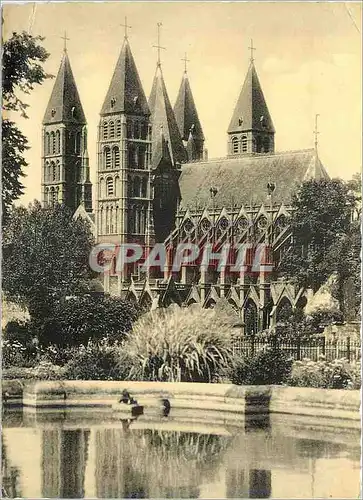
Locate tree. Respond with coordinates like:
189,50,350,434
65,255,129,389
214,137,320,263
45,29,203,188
36,295,140,347
280,178,355,292
328,220,360,320
2,201,95,319
2,31,52,221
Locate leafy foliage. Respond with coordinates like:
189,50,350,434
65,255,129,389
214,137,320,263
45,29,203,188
280,178,355,292
2,201,95,315
63,340,133,381
288,357,361,389
3,31,51,117
327,221,361,320
35,295,139,347
228,347,293,385
123,307,234,382
2,120,29,220
2,31,52,221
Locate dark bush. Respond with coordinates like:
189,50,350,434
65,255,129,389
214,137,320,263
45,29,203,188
63,340,133,381
36,295,140,347
229,347,293,385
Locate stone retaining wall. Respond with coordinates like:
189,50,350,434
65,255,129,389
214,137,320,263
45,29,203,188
2,380,360,424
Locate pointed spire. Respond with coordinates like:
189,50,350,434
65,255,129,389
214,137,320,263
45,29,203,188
149,65,187,167
174,68,204,143
228,59,275,135
43,50,86,124
153,127,172,169
100,38,149,116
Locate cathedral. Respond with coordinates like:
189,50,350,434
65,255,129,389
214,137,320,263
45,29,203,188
41,29,329,334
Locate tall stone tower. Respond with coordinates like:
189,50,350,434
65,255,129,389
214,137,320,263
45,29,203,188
42,45,92,212
174,61,205,162
227,44,275,156
148,27,187,244
96,32,153,279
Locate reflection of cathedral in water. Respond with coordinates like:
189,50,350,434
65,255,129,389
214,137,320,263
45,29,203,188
41,429,90,498
38,426,275,498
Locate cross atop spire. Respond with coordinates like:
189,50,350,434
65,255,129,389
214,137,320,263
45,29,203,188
182,52,190,73
153,22,166,67
61,31,70,53
314,113,320,151
248,38,256,63
120,16,132,40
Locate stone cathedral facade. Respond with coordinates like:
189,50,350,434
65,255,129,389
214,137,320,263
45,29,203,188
42,34,329,334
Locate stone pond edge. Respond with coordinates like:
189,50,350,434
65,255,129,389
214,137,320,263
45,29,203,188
2,380,361,424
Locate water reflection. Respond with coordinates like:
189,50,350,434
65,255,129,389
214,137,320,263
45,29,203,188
2,410,360,499
42,430,90,498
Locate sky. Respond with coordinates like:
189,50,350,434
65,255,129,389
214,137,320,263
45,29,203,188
3,2,362,207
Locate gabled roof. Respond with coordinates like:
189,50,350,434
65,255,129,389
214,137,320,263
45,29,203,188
228,61,274,134
148,65,188,166
43,51,86,125
101,38,149,116
179,149,329,210
174,71,204,142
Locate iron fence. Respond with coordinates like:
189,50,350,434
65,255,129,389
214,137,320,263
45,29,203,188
231,336,361,362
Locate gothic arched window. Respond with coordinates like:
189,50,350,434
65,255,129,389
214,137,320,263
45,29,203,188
51,132,56,154
45,133,50,155
138,144,145,169
141,123,148,140
99,177,105,198
103,122,108,140
106,177,114,197
263,137,270,153
103,147,111,169
241,136,247,152
126,121,132,139
128,144,136,168
56,161,60,181
116,120,121,137
105,206,110,234
115,176,120,197
139,207,146,234
112,147,120,169
109,207,114,234
133,177,141,197
51,161,56,181
98,207,102,234
75,132,81,154
56,130,61,154
109,121,115,139
134,122,140,139
45,161,49,181
232,137,239,154
141,177,147,198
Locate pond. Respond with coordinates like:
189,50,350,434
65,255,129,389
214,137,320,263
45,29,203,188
2,408,360,498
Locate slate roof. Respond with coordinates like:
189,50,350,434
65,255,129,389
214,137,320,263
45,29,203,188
179,149,329,209
43,51,86,125
173,71,204,142
228,61,274,134
148,65,188,167
101,38,149,116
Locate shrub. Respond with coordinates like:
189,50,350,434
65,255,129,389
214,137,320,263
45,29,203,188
122,307,234,382
288,357,361,389
2,362,66,380
37,295,139,347
2,339,39,368
229,347,293,385
63,339,132,381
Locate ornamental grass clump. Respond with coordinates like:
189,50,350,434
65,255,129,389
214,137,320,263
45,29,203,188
122,307,234,382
